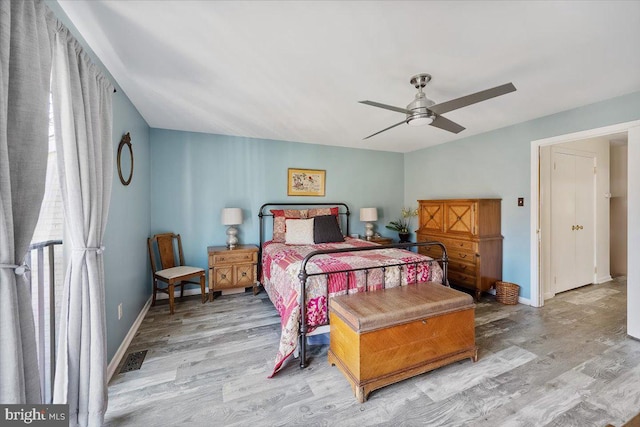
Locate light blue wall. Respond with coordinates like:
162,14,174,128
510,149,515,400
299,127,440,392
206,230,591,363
104,97,151,362
150,129,404,272
405,91,640,300
46,1,152,363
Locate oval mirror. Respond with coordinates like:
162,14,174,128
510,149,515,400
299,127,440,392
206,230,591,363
117,132,133,186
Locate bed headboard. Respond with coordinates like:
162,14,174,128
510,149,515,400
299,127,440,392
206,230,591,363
258,202,351,248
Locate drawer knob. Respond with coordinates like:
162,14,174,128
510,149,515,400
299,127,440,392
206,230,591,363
460,253,467,258
422,319,427,325
242,272,247,277
221,274,227,279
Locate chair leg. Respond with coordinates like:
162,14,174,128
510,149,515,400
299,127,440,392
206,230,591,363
152,278,158,307
200,274,206,304
180,283,184,299
169,283,175,315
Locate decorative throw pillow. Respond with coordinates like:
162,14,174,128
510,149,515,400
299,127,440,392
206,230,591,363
308,206,341,232
285,218,315,245
308,206,339,218
313,215,344,243
271,209,308,242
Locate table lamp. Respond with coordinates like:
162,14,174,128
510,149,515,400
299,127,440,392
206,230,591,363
359,207,378,240
221,208,243,249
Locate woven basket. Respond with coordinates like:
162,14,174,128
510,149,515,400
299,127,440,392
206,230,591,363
495,281,519,305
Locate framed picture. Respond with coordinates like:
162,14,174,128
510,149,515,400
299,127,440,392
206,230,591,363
287,168,326,196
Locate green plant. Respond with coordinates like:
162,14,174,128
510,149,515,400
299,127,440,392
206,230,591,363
385,207,418,233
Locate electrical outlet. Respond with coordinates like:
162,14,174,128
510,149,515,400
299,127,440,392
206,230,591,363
118,303,123,320
517,197,524,207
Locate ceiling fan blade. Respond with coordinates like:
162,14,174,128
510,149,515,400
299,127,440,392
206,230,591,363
428,83,516,115
430,115,466,134
359,100,412,115
363,119,407,140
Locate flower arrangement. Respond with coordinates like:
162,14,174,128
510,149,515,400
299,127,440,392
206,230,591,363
385,207,418,234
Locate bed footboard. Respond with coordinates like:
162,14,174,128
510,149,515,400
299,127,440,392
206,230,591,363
297,241,449,369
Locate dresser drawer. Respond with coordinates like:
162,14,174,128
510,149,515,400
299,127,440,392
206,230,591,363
448,269,477,288
447,249,477,264
437,237,477,253
416,235,477,257
448,259,477,275
417,243,444,259
210,251,256,265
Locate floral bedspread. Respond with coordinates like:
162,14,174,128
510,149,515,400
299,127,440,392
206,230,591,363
261,237,443,376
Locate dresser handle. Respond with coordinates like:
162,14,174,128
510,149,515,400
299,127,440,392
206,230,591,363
459,253,467,259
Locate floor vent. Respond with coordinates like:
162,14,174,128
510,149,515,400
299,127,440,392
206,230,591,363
120,350,147,373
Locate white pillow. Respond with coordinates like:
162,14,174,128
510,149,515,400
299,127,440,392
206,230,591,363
285,218,315,245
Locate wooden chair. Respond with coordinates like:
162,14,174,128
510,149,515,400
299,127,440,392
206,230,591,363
147,232,206,314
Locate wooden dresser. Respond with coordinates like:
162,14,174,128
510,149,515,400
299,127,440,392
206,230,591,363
416,199,502,300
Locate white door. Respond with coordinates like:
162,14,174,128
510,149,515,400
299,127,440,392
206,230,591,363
551,150,596,293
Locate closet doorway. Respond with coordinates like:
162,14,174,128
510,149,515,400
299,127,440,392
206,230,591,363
530,120,639,343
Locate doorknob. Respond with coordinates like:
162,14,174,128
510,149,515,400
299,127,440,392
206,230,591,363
572,225,576,231
578,225,583,230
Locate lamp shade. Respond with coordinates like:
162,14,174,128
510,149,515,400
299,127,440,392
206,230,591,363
359,207,378,222
221,208,243,225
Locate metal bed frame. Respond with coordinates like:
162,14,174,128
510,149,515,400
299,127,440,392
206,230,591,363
257,203,448,369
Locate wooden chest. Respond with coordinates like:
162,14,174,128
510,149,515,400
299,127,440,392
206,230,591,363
328,282,477,402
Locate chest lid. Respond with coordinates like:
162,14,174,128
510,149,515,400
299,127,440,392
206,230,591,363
330,282,474,333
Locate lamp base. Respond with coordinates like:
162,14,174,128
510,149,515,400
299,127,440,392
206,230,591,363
365,223,374,240
226,226,239,249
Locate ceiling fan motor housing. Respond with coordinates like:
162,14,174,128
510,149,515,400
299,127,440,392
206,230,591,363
406,92,435,126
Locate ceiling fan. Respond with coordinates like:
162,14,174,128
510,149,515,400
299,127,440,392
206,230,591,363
359,73,516,139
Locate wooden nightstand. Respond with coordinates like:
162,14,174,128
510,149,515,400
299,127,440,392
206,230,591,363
368,236,394,245
207,244,258,301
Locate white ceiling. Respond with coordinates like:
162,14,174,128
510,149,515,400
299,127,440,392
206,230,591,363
57,1,640,153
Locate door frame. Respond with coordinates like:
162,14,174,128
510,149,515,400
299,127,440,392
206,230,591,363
530,119,640,308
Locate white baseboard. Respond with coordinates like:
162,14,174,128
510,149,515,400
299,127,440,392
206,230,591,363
107,296,152,382
597,275,613,284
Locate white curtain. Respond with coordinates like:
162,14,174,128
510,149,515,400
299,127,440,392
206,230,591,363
0,0,54,403
50,22,114,427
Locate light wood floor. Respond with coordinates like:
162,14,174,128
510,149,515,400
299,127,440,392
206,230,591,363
106,277,640,426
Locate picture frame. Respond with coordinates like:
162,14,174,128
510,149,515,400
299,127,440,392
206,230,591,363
287,168,326,196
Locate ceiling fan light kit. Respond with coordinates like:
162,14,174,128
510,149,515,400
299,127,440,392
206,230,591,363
359,73,516,139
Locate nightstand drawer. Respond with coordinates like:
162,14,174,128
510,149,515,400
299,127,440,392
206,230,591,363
211,251,255,265
213,266,234,288
235,263,255,286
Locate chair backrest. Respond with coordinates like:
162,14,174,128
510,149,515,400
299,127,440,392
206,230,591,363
148,232,186,273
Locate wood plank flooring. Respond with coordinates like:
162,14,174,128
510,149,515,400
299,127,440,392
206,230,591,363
105,277,640,426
